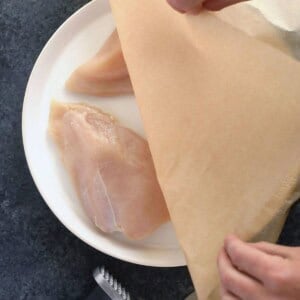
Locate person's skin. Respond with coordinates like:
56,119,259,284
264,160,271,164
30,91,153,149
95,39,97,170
167,0,248,12
218,235,300,299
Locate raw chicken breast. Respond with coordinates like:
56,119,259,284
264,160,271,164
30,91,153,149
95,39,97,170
66,30,133,96
49,101,169,239
66,18,287,98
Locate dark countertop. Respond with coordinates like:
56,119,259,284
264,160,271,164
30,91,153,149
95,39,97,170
0,1,299,299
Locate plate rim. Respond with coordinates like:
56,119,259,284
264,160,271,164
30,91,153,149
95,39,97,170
22,0,186,267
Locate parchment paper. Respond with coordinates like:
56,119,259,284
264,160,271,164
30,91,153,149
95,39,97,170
109,1,300,298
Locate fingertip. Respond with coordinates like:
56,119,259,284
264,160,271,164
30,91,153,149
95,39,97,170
204,0,248,11
203,1,223,11
224,235,246,258
227,234,238,240
166,1,186,13
167,0,185,12
224,234,237,248
186,4,203,14
167,0,204,13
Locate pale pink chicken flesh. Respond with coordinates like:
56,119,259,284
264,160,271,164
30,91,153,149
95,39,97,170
49,102,169,239
66,30,133,96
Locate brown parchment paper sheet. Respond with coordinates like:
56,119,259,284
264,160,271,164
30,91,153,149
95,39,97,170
109,1,300,298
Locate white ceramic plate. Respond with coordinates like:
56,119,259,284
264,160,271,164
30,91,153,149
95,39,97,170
22,0,185,267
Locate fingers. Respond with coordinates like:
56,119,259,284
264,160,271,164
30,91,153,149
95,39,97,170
167,0,247,13
224,235,298,296
250,241,293,259
203,0,248,11
218,248,264,300
224,235,283,283
167,0,204,13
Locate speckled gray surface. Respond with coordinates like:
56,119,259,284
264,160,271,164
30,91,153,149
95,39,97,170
0,1,299,300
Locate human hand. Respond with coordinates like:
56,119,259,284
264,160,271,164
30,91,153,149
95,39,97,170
167,0,248,13
217,235,300,300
